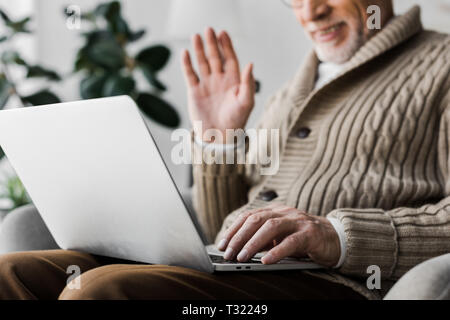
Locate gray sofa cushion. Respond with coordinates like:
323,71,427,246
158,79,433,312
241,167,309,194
0,204,59,253
384,253,450,300
0,188,196,254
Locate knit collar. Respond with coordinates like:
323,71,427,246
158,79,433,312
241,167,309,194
290,5,424,102
344,5,423,71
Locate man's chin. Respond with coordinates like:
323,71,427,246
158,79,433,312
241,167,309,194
314,33,365,64
315,46,354,64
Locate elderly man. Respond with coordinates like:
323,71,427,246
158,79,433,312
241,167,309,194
0,0,448,300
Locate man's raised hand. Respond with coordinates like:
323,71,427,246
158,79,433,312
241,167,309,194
181,27,255,143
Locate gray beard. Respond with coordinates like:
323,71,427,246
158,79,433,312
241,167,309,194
315,27,366,64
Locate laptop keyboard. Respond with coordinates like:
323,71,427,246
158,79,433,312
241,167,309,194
209,254,262,264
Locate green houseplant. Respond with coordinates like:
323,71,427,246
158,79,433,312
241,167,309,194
65,0,180,128
0,7,62,211
0,8,62,158
0,175,31,213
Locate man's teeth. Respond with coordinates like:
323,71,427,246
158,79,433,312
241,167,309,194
320,24,341,35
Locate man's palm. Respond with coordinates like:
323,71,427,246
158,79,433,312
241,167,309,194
182,28,255,143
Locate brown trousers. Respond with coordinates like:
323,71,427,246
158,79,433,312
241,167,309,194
0,250,365,300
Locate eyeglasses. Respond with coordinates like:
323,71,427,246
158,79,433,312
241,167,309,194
281,0,304,8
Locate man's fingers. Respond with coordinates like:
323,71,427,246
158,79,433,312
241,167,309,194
181,49,199,87
236,217,293,262
261,232,308,264
219,204,292,254
205,27,223,74
224,210,275,260
218,30,240,75
217,208,266,251
192,33,211,77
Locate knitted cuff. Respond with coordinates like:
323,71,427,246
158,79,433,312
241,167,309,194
191,131,247,176
327,208,398,279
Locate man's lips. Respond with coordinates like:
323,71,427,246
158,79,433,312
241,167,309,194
311,22,346,43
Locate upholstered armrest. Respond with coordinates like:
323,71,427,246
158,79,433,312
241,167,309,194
384,254,450,300
0,204,59,254
0,188,197,254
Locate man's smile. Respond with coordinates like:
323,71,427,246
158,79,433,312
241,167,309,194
311,21,346,43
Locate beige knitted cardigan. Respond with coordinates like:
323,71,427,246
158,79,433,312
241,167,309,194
191,6,450,299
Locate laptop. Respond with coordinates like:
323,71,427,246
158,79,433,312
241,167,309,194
0,96,322,272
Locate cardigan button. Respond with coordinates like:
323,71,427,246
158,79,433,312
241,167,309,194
260,190,278,201
296,127,311,139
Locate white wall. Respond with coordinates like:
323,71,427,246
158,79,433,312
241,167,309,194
394,0,450,33
10,0,450,188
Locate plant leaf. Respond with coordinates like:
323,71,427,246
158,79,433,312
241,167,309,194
7,17,32,34
22,90,61,106
94,2,131,40
0,9,31,33
4,176,31,209
140,66,167,91
80,12,96,22
74,47,94,72
26,65,61,81
0,74,12,109
136,93,179,128
136,45,170,73
80,74,109,99
102,74,135,97
74,44,106,73
84,30,115,44
1,51,27,66
86,37,125,70
128,29,146,42
95,1,121,20
109,15,130,36
0,35,7,43
0,9,11,23
111,18,146,44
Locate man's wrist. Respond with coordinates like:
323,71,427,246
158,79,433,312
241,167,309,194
193,128,246,148
326,217,347,268
193,133,239,150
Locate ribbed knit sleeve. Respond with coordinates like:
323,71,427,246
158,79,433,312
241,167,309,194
328,94,450,280
191,139,250,243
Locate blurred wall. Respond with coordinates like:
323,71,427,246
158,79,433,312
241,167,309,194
7,0,450,188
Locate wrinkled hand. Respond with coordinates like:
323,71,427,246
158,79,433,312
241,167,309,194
181,27,255,143
217,204,341,267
